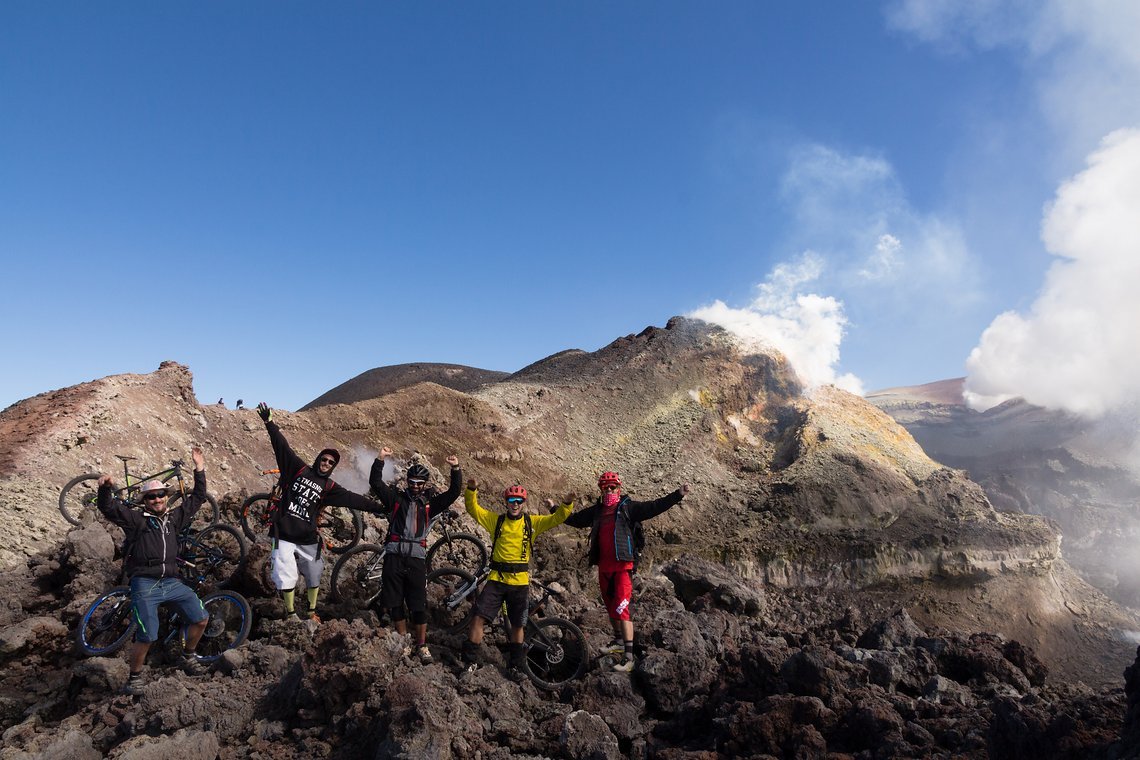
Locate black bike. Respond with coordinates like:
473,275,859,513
76,544,251,661
60,455,220,528
239,467,363,554
329,510,488,609
426,566,588,690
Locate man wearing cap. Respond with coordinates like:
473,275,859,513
256,403,382,621
97,446,210,695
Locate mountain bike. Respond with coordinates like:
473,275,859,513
75,552,252,661
180,523,247,590
239,468,363,554
425,566,588,690
59,455,220,529
329,510,488,609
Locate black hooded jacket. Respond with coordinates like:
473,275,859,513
97,469,207,580
563,489,684,566
368,459,462,560
264,420,382,545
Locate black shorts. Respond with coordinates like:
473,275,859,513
379,553,427,614
472,580,529,629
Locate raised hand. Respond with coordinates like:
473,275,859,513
256,402,272,422
446,455,459,467
379,446,393,459
467,478,478,491
191,446,205,470
679,483,690,497
564,492,577,506
97,473,114,487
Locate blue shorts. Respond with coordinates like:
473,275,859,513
129,576,208,643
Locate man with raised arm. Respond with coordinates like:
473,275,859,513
97,446,210,695
256,402,382,621
461,479,575,678
563,471,690,672
368,447,462,664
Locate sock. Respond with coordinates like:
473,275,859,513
624,640,634,660
306,587,319,613
282,589,295,614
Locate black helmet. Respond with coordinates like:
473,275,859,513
406,464,430,483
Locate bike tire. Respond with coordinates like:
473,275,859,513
524,617,588,690
240,493,273,543
166,490,220,529
194,590,252,661
426,532,488,576
425,566,477,634
59,473,103,526
182,524,247,589
330,543,385,606
76,586,137,656
320,506,363,554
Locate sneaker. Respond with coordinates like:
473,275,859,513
417,645,434,665
182,652,208,676
506,664,526,682
122,672,145,696
603,638,625,655
306,611,321,623
612,655,635,673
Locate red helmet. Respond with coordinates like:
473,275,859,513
597,471,622,488
504,485,528,501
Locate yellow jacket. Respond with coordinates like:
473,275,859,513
465,488,572,585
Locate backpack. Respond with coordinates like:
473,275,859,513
491,513,534,573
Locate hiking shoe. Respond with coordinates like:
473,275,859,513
123,672,145,696
612,655,635,673
306,611,321,623
182,653,208,676
603,638,625,655
417,645,433,665
506,664,526,682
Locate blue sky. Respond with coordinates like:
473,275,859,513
3,2,1138,414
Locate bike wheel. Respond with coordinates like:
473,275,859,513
524,617,588,690
425,566,477,634
76,586,137,656
182,524,247,589
59,473,104,526
426,532,488,576
195,590,252,661
240,493,273,543
166,489,220,530
320,506,363,554
329,544,385,607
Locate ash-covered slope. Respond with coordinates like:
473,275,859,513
869,381,1140,610
300,362,507,411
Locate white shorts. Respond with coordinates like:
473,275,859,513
271,539,324,590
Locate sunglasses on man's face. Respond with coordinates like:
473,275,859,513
318,457,337,465
601,485,620,492
507,497,525,505
408,479,426,486
143,492,167,501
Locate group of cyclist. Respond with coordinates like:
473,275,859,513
96,401,690,693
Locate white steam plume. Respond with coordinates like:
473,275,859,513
965,129,1140,416
689,253,864,394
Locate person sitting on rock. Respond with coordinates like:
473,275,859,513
256,402,382,622
461,479,575,678
97,446,211,695
368,447,462,664
563,471,689,672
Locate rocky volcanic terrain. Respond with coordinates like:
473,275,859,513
868,380,1140,609
3,317,1140,758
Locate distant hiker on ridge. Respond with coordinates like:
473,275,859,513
256,402,383,621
